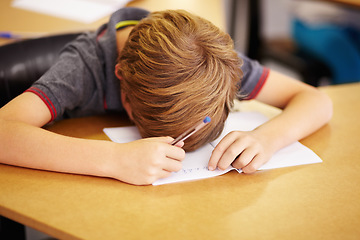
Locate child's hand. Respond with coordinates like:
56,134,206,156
208,131,272,173
108,137,185,185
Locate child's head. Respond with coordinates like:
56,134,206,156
117,9,242,151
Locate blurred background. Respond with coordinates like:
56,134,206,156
226,0,360,86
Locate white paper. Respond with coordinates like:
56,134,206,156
12,0,132,23
103,112,322,185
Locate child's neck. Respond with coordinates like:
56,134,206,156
116,26,134,55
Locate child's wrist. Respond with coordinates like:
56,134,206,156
251,128,281,155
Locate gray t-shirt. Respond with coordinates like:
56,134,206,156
26,7,269,122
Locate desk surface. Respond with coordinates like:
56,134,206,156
326,0,360,8
1,83,360,240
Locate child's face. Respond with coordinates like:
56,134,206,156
120,90,133,121
115,63,133,121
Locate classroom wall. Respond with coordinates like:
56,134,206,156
224,0,293,53
224,0,300,79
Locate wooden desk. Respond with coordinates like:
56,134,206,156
324,0,360,8
1,83,360,240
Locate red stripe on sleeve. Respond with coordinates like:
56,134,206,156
25,87,57,121
103,95,108,110
96,29,107,42
245,67,270,100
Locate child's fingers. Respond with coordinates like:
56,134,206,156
208,134,238,170
241,154,265,174
208,147,222,170
150,136,176,143
152,158,183,183
166,145,185,162
208,141,230,170
231,146,258,170
163,157,183,172
144,136,185,161
154,136,185,148
216,142,249,170
173,141,184,148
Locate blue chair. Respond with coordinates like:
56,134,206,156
292,18,360,84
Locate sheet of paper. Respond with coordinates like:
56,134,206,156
103,112,322,185
12,0,132,23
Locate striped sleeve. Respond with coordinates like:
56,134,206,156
244,67,270,100
25,87,57,121
237,52,270,100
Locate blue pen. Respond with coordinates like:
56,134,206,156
0,32,21,39
0,31,46,39
171,116,211,145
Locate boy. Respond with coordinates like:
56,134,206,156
0,8,332,185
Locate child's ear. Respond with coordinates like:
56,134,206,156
115,64,122,80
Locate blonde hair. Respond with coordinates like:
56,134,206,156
117,9,242,151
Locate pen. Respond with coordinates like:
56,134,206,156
0,30,86,39
0,31,46,39
0,32,19,39
171,116,211,145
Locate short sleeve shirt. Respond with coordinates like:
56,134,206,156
26,7,269,122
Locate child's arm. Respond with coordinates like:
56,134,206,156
0,92,185,185
208,70,333,173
